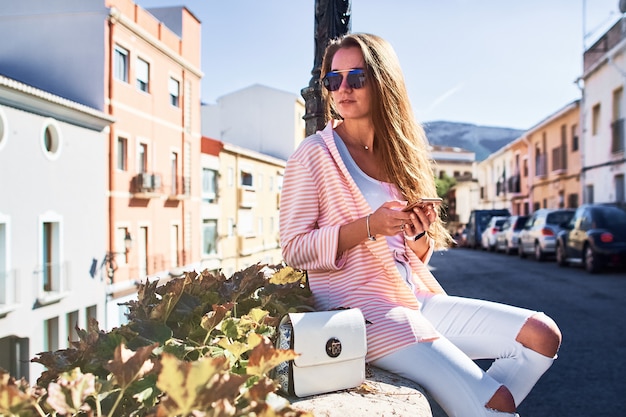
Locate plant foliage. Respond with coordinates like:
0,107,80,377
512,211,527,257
0,263,315,417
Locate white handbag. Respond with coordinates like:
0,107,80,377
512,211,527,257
273,308,367,397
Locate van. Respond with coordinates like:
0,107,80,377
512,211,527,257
466,209,511,249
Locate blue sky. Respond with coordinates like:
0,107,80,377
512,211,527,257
137,0,621,130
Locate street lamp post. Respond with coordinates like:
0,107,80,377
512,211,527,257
301,0,351,136
104,231,132,284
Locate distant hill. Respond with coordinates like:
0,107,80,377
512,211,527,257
423,121,525,161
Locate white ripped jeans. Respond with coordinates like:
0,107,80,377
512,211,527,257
371,292,555,417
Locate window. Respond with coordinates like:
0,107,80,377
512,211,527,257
616,174,625,204
67,310,79,344
136,57,150,92
0,219,15,306
44,317,59,352
116,227,130,264
138,142,148,173
240,169,253,188
170,152,179,195
586,184,594,204
114,45,129,82
202,219,217,256
202,168,218,203
117,137,127,171
42,221,61,293
571,124,579,152
41,120,62,159
0,337,29,380
238,211,254,237
592,104,601,136
169,77,180,107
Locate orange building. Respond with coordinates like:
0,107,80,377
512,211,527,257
0,0,203,329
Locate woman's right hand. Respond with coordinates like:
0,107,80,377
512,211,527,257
368,201,414,238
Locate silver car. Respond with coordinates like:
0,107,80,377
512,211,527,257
518,209,575,261
480,216,508,251
495,215,529,255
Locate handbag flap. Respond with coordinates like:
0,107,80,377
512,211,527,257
289,309,367,368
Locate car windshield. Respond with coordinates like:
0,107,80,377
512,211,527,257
495,219,506,227
514,218,527,230
594,207,626,228
546,211,574,225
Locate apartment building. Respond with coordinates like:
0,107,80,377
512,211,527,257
475,101,580,215
200,137,285,278
0,75,113,382
522,100,581,211
582,17,626,205
0,0,203,330
430,145,477,231
202,84,306,160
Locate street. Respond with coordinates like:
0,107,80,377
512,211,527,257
428,247,626,417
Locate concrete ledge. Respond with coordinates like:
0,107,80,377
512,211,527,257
288,366,448,417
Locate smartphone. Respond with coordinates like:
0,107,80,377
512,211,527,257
402,197,443,212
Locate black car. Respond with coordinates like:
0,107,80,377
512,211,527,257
465,209,511,249
556,204,626,273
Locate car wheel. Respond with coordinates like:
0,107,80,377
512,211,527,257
534,243,545,262
584,244,602,274
518,243,526,259
504,241,512,255
556,242,568,267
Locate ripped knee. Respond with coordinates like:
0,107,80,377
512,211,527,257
485,385,516,413
516,313,562,358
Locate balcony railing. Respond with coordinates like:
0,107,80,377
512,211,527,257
131,172,162,198
611,118,625,153
34,261,69,306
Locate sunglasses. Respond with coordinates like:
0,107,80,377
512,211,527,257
322,68,366,91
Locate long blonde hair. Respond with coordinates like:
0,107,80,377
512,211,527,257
321,33,452,249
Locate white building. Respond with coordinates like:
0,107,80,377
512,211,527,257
581,17,626,204
202,84,306,161
0,75,113,383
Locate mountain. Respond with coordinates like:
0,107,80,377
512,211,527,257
423,121,525,161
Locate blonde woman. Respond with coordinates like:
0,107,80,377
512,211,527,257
279,33,560,416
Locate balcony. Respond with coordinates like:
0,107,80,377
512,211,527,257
131,172,162,198
0,269,19,317
166,176,191,201
34,261,69,306
507,175,521,194
238,187,257,208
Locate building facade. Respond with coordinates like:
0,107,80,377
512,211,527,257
0,0,204,330
200,136,285,278
201,84,306,161
0,75,113,383
582,17,626,205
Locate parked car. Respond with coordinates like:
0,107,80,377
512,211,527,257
495,215,529,255
556,204,626,273
466,209,511,249
518,208,575,261
480,216,508,251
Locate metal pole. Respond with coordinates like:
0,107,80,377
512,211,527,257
301,0,351,137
